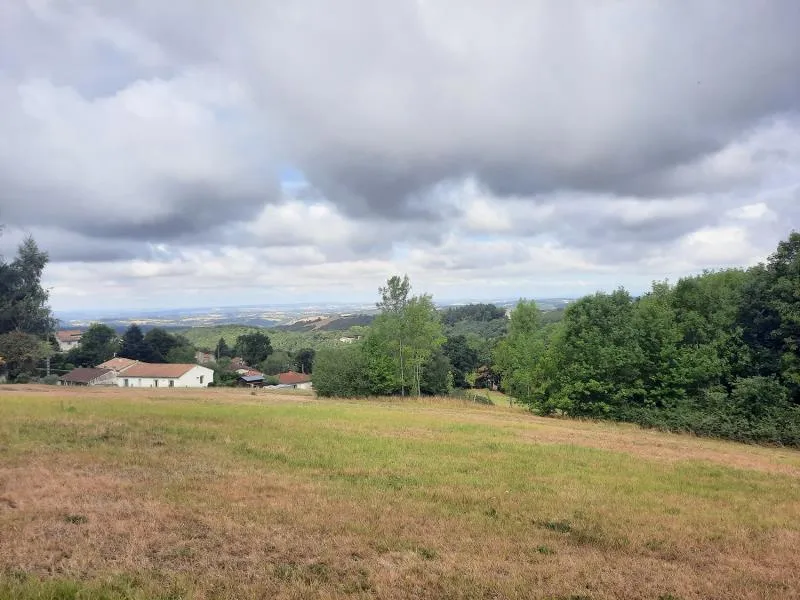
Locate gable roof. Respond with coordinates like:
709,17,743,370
240,374,265,383
277,371,312,385
60,367,112,384
97,357,139,372
121,363,200,378
56,330,82,343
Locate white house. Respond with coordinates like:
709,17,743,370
115,363,214,388
56,330,83,352
277,371,313,390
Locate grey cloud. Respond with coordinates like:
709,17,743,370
2,0,800,278
0,68,278,252
235,0,800,206
0,226,144,263
84,1,800,216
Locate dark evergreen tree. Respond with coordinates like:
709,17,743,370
119,324,155,361
0,236,56,337
215,337,231,360
294,347,316,374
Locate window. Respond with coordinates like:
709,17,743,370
169,380,174,388
123,379,129,387
154,380,158,387
199,375,204,384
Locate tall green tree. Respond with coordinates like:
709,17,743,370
144,328,178,363
294,347,316,374
494,300,547,406
419,349,452,396
376,274,411,395
119,324,154,361
66,323,118,367
403,294,445,396
235,332,273,366
555,290,645,417
740,232,800,401
0,330,52,381
215,337,231,360
0,236,56,337
631,281,687,409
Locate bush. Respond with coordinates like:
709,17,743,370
41,374,59,385
313,346,366,397
624,389,800,447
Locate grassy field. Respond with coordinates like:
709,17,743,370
1,387,799,600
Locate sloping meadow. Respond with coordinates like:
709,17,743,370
1,387,798,599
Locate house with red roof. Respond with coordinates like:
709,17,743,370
277,370,313,390
56,330,83,352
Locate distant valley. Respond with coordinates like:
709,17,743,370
55,298,573,331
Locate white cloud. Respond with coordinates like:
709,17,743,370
726,202,778,222
1,1,799,310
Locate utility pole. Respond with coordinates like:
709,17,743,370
46,356,51,377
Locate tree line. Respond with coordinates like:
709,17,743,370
495,232,800,445
4,227,799,445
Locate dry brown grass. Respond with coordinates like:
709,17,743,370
1,386,799,599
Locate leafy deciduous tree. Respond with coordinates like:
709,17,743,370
235,332,273,367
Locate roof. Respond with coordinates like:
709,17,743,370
60,367,112,384
122,363,200,378
97,357,139,372
277,371,312,385
56,330,82,342
240,375,265,383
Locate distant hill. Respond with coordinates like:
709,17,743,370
274,314,375,332
179,324,361,353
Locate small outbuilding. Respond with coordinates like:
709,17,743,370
60,367,116,386
238,374,266,388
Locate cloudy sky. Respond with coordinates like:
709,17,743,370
1,1,798,311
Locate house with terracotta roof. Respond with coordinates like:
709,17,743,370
115,362,214,388
277,370,313,390
56,330,83,352
60,367,116,387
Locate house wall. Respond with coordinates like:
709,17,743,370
58,340,80,352
93,371,118,386
116,366,214,388
176,366,214,387
295,382,313,390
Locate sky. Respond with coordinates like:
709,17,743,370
0,1,798,311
